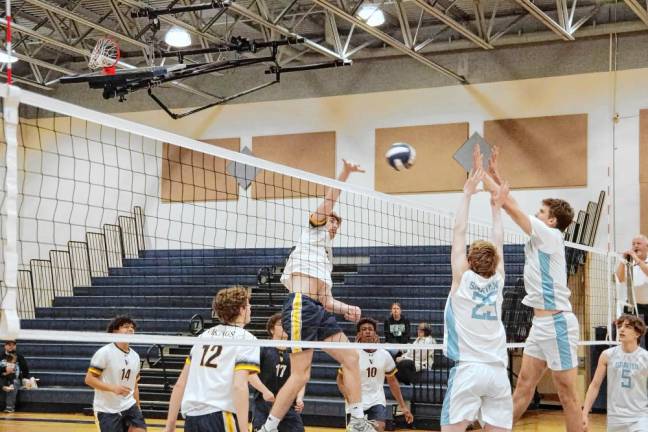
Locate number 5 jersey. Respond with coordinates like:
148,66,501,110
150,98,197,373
182,324,260,417
604,345,648,426
443,270,507,367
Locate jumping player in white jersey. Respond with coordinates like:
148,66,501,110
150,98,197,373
583,315,648,432
259,159,375,432
164,286,260,432
441,156,512,432
483,147,580,431
85,316,147,432
337,318,414,431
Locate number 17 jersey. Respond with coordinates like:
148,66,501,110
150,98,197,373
181,324,260,417
443,270,507,367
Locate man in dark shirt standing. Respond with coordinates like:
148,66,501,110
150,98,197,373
250,314,305,432
384,303,411,357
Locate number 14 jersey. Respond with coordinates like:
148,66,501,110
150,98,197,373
182,324,260,417
443,270,507,367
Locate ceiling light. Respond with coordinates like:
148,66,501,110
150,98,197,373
0,52,19,64
164,26,192,48
357,4,385,27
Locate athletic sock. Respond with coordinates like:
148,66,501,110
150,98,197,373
265,415,281,430
349,403,364,419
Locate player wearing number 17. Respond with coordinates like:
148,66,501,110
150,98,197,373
441,155,512,432
165,286,260,432
85,316,147,432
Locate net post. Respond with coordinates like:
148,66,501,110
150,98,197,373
0,83,21,339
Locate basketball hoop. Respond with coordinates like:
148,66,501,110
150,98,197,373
89,37,120,75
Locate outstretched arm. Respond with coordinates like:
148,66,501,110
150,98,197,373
490,182,509,276
322,284,361,322
164,362,190,432
310,159,364,225
451,162,484,292
582,352,608,431
386,375,414,424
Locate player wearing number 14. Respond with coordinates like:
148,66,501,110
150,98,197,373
85,316,147,432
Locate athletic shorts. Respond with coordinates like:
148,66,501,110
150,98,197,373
440,362,512,429
282,292,342,353
184,411,239,432
524,311,579,371
252,400,304,432
96,404,147,432
607,417,648,432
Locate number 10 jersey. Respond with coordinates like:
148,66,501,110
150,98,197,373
443,270,507,367
182,324,260,417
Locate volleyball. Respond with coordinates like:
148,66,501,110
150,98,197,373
385,142,416,170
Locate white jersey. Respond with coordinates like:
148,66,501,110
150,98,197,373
281,221,333,289
605,345,648,425
522,215,571,312
344,348,396,412
443,270,507,367
181,324,260,417
631,259,648,304
88,343,141,413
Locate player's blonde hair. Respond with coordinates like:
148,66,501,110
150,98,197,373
213,286,250,324
467,240,499,278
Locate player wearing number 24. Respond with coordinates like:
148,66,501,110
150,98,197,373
85,316,147,432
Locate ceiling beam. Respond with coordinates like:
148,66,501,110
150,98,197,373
309,0,466,82
409,0,494,49
622,0,648,26
511,0,574,40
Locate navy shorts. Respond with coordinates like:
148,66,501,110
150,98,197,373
282,293,342,352
252,399,304,432
96,404,147,432
346,405,389,424
184,411,239,432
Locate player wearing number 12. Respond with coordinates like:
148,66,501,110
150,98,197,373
164,286,260,432
441,157,512,432
85,316,147,432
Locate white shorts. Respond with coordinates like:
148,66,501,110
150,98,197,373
441,362,512,429
524,311,579,371
607,417,648,432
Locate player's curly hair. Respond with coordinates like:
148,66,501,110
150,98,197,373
615,314,647,342
106,315,137,333
213,286,250,324
542,198,574,232
266,313,282,336
467,240,499,278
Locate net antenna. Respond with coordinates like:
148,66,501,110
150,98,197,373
89,37,120,75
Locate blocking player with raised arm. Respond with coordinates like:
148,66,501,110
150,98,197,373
249,313,305,432
582,315,648,432
85,316,147,432
484,147,580,431
441,159,512,432
259,159,376,432
337,318,414,432
164,286,260,432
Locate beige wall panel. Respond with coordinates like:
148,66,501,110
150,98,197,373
251,132,336,200
484,114,588,189
160,138,240,202
375,123,470,194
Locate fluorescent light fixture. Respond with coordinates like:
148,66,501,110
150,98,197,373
357,4,385,27
0,52,18,63
164,26,192,48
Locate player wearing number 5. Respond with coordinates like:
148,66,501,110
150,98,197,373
165,286,260,432
85,316,147,432
582,315,648,432
441,160,512,432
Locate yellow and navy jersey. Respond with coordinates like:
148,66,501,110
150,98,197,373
342,348,396,410
88,343,141,413
181,324,260,417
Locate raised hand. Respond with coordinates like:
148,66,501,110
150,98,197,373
463,167,484,196
342,159,365,174
472,144,483,172
488,145,502,185
490,181,509,209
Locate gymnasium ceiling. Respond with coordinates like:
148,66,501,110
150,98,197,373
1,0,647,103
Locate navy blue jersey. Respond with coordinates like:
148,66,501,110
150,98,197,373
255,347,291,401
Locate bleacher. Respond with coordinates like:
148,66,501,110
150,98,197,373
10,244,525,428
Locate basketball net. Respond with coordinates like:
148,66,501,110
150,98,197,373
89,37,120,75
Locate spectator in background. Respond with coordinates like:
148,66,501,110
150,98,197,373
616,234,648,348
1,340,31,413
395,324,435,385
384,303,410,357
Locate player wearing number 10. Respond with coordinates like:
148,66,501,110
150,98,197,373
85,316,147,432
441,159,512,432
165,286,260,432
